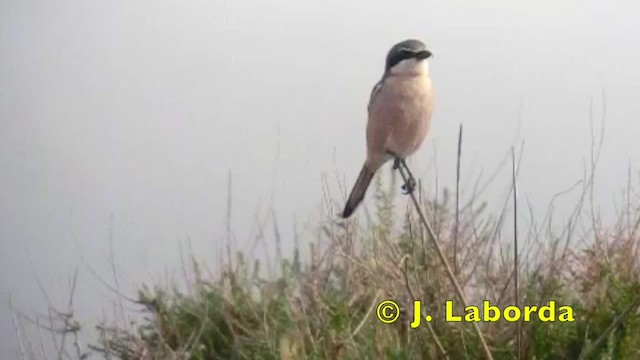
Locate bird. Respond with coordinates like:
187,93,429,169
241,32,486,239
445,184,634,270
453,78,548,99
341,39,434,219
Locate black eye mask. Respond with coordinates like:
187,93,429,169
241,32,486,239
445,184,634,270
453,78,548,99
385,48,431,71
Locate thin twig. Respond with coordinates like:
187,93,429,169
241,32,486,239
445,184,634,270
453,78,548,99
9,295,26,360
454,124,463,277
351,291,380,338
511,147,521,359
226,170,234,271
399,256,449,359
396,162,494,360
433,141,439,207
108,214,126,328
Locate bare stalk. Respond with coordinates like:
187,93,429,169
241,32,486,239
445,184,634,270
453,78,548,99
511,147,521,359
454,124,463,276
9,295,26,360
396,163,494,360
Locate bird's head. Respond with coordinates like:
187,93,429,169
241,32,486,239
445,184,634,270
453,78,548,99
385,39,432,76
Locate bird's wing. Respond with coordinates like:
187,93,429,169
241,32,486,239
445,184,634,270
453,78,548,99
367,78,384,114
365,78,392,166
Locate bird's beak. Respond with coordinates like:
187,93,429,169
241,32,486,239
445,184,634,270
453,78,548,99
416,50,432,60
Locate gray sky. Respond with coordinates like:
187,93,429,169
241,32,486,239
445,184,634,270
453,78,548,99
2,0,640,357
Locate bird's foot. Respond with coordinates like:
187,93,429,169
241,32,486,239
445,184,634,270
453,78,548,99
392,158,401,170
401,176,416,195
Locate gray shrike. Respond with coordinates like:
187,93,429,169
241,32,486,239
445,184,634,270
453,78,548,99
342,39,434,219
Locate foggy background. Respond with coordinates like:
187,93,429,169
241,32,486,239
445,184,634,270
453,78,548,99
2,0,640,357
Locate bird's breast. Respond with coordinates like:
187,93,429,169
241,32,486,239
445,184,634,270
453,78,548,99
367,74,433,160
375,75,432,117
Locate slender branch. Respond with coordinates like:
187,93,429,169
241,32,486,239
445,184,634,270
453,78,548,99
399,256,448,359
9,295,26,360
454,124,463,276
511,147,521,359
351,291,380,338
396,161,494,360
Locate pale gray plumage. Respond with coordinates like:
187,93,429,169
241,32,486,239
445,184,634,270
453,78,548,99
342,39,434,218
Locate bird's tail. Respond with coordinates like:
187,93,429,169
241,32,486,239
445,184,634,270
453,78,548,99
342,163,376,218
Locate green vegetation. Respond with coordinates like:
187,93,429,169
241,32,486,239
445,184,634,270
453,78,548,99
12,124,640,360
80,168,640,360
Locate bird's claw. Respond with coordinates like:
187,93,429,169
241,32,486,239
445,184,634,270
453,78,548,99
401,177,416,195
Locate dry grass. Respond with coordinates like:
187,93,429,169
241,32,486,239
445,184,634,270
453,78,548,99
15,163,639,360
10,116,640,359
